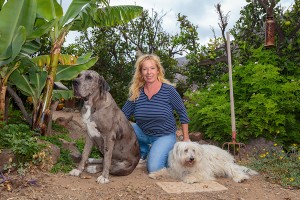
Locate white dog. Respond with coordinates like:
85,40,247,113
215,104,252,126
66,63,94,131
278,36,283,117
149,142,258,183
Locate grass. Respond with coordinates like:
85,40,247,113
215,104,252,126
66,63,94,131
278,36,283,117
247,143,300,189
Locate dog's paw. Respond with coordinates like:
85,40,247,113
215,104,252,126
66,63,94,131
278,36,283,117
69,169,82,177
183,176,199,184
97,175,110,184
148,168,168,180
148,173,159,180
233,174,250,183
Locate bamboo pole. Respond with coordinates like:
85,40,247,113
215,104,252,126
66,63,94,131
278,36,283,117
226,32,236,143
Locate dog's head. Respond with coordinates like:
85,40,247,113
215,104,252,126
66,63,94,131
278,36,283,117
171,142,201,167
73,70,110,100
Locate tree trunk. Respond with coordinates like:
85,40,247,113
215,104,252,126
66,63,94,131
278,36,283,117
4,91,9,123
6,86,32,126
33,31,66,135
0,85,7,121
46,100,59,136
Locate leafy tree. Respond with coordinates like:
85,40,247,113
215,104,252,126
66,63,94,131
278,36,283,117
75,10,199,105
184,3,230,89
231,0,300,76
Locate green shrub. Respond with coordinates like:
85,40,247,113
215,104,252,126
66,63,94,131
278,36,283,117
185,63,300,145
50,149,74,173
0,122,43,164
76,138,101,158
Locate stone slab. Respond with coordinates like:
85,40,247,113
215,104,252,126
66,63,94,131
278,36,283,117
156,181,228,194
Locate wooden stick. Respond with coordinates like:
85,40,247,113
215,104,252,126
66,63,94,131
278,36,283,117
226,32,236,143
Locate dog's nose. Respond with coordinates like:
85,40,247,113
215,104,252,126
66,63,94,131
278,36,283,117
189,157,194,161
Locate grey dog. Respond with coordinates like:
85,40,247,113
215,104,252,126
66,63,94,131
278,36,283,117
69,70,140,184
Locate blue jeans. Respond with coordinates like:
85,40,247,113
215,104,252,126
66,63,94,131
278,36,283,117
131,123,176,173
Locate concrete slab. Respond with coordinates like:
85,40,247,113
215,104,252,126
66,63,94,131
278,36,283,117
156,181,228,194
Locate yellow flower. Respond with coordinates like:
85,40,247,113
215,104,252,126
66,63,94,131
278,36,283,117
260,154,266,158
279,156,283,160
289,178,294,182
274,143,278,147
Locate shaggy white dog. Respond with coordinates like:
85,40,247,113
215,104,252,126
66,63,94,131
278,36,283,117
149,142,258,184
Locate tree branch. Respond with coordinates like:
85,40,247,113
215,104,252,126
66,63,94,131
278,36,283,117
7,86,32,126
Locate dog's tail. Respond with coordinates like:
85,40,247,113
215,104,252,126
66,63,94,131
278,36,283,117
240,166,259,176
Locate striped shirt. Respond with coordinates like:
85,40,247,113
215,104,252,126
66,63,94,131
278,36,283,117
122,83,189,136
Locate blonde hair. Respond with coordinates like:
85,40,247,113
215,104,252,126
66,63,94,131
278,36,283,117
128,54,171,101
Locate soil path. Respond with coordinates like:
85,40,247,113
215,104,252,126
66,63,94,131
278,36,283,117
1,110,299,200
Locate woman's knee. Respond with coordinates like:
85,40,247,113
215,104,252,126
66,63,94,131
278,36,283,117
147,134,176,173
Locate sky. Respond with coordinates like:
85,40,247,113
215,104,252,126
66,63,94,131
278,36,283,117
62,0,294,46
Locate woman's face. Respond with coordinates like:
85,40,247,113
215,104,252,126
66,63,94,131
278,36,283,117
141,59,159,84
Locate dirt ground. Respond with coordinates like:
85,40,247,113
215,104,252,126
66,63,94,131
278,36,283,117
1,110,299,200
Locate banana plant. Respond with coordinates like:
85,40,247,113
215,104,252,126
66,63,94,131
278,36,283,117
1,0,142,134
10,53,96,127
0,0,57,121
9,63,47,126
32,0,142,134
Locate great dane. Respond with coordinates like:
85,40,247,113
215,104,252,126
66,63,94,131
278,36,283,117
69,70,140,184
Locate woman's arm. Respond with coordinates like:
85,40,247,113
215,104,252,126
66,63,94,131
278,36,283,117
181,123,190,141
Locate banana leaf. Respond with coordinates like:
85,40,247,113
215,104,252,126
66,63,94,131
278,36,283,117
0,26,26,66
55,54,98,82
36,0,63,21
10,67,47,107
59,0,93,27
0,0,36,60
52,90,74,101
66,2,143,31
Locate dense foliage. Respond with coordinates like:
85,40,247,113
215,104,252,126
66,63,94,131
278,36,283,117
185,47,300,146
0,122,42,164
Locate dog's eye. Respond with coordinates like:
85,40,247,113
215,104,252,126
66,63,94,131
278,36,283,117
85,75,92,80
184,149,188,153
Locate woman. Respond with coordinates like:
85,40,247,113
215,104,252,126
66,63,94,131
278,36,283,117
122,54,190,173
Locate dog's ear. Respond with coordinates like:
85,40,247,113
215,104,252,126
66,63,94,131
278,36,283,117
98,76,110,94
172,142,182,159
195,143,203,158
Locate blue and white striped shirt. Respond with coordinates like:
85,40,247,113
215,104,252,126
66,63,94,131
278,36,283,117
122,83,189,136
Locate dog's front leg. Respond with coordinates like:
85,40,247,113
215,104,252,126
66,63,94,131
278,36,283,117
182,174,200,184
96,136,114,184
69,135,93,176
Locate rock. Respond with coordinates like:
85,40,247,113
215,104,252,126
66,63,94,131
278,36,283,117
189,132,203,142
41,141,61,165
0,149,16,171
55,115,74,128
60,139,82,163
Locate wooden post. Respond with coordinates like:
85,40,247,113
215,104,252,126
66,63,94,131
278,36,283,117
226,32,236,143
